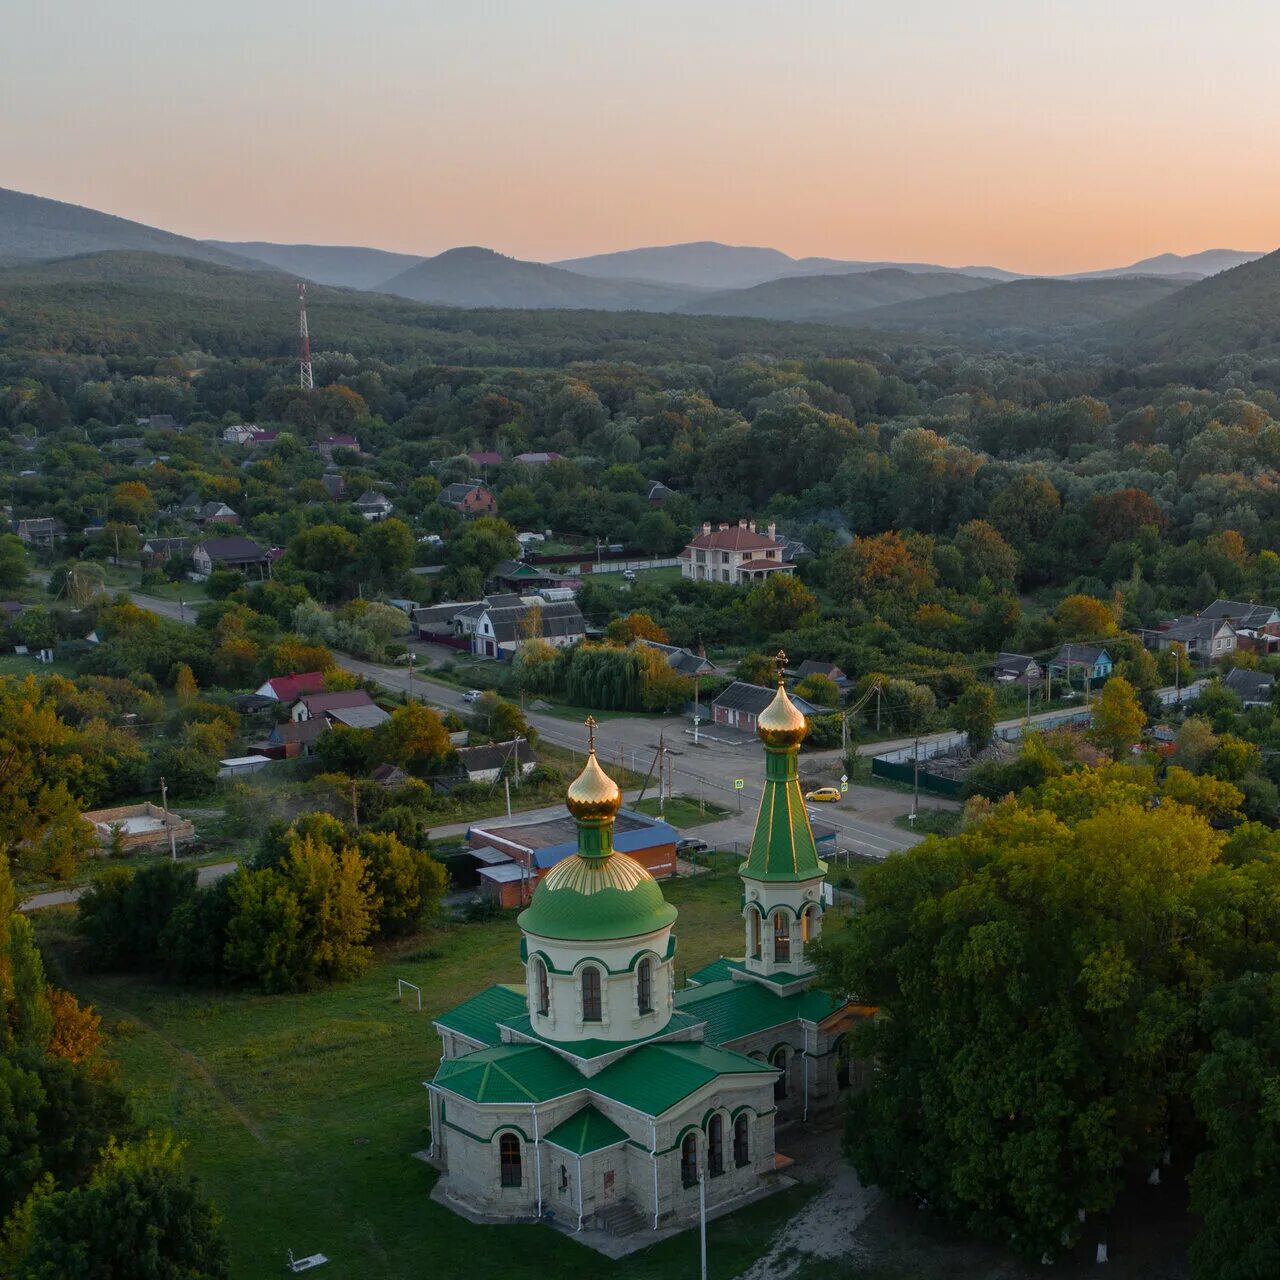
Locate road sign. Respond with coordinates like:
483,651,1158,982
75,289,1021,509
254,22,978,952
840,782,848,793
733,778,745,790
840,773,848,783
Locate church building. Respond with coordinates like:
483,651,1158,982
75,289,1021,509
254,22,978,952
426,668,863,1234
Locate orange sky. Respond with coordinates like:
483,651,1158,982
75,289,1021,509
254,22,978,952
4,1,1278,273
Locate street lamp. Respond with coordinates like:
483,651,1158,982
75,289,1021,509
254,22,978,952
179,599,185,624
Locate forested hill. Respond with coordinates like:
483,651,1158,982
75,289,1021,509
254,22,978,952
205,240,424,290
681,268,992,323
0,187,257,270
858,275,1188,343
1105,247,1280,362
0,251,884,366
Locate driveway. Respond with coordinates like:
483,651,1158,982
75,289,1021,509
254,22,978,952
20,860,239,912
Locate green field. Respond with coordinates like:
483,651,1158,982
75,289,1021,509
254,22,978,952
35,869,757,1280
632,795,731,828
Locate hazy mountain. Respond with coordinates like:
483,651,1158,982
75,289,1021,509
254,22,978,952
1106,249,1280,361
1069,249,1263,281
0,187,258,270
206,240,424,289
376,247,702,311
680,268,992,323
554,240,1019,289
859,276,1189,341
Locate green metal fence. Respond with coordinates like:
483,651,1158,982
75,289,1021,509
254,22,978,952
871,759,966,798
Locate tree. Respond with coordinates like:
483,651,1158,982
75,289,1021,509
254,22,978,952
173,662,198,704
604,612,668,645
0,535,29,594
735,653,779,686
952,684,996,750
5,916,52,1054
354,832,448,938
376,703,450,775
44,987,103,1064
357,518,414,594
953,520,1018,590
18,1133,228,1279
1087,676,1146,758
446,517,519,580
793,673,839,708
1055,594,1117,640
746,575,819,637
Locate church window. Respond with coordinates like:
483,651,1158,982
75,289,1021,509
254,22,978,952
581,966,602,1022
750,907,762,959
637,958,653,1015
708,1114,724,1177
535,958,550,1017
559,1163,569,1193
680,1133,699,1188
773,912,790,963
499,1133,522,1188
733,1114,750,1167
772,1047,788,1101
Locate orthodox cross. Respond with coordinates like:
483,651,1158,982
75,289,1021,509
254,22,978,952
774,650,787,684
585,715,598,753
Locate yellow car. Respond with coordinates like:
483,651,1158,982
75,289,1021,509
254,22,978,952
804,787,841,803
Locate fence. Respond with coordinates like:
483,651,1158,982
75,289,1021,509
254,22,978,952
870,759,966,798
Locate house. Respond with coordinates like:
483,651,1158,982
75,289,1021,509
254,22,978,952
255,671,327,702
292,689,378,723
412,601,482,644
222,424,259,444
1140,616,1237,662
513,451,563,465
136,414,176,430
246,429,278,446
0,601,27,626
489,560,579,594
1048,644,1113,682
795,659,850,688
680,520,795,585
371,763,410,788
470,597,586,659
438,482,498,516
455,738,538,785
141,536,189,566
262,717,330,759
1223,667,1275,708
328,703,391,730
634,638,718,678
192,536,269,580
468,451,503,469
647,480,676,506
993,653,1042,683
195,501,239,526
15,517,64,547
318,434,360,461
1200,600,1280,631
711,681,820,733
354,490,394,521
217,755,273,778
81,801,194,853
320,471,347,500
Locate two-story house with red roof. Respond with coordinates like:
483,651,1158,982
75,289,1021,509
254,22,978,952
680,520,795,586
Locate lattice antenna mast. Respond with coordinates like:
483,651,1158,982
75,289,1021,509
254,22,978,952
297,282,314,391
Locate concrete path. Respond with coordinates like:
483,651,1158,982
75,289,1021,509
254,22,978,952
20,860,239,912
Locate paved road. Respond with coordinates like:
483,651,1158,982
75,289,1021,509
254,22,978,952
20,860,239,912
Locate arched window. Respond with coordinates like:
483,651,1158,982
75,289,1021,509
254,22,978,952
535,958,550,1017
771,1047,788,1101
708,1114,724,1177
581,966,602,1022
636,957,653,1015
749,907,762,959
773,912,790,964
680,1133,699,1188
733,1114,750,1167
499,1132,522,1188
559,1163,569,1193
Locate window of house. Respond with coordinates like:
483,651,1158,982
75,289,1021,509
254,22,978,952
636,957,653,1015
581,966,602,1022
535,958,550,1017
733,1114,750,1166
708,1114,724,1177
680,1133,699,1188
499,1132,522,1187
772,1048,788,1101
773,912,790,963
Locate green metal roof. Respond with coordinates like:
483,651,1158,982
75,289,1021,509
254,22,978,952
518,851,678,942
591,1042,774,1117
435,985,527,1047
741,742,826,883
430,1044,583,1104
675,978,841,1048
687,956,737,986
543,1105,629,1155
501,1010,703,1061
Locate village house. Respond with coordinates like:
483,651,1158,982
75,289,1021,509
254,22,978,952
136,414,177,430
1223,667,1276,708
468,450,503,469
140,536,190,566
438,482,498,516
634,637,718,678
222,424,259,444
262,717,329,759
1140,615,1237,663
291,689,379,724
993,653,1042,684
646,480,676,506
1048,644,1113,683
711,680,820,734
195,501,239,526
191,535,270,580
317,434,360,461
680,520,795,585
255,671,327,702
15,517,64,548
513,451,563,465
795,658,850,689
354,490,394,521
455,738,538,786
469,596,586,659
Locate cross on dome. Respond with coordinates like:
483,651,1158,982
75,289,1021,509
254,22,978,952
585,715,598,753
773,650,787,684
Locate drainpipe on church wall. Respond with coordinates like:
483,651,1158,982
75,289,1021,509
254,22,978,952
650,1119,660,1229
530,1104,543,1217
802,1043,810,1123
576,1151,584,1231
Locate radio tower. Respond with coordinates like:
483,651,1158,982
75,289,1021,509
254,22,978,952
297,282,314,391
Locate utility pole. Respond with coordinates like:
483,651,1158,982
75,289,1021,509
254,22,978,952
657,731,665,817
407,652,414,703
875,683,882,735
297,282,314,391
692,676,700,746
1025,674,1032,724
912,737,920,822
1085,668,1092,708
160,775,176,862
350,778,359,829
504,776,512,820
1174,647,1181,703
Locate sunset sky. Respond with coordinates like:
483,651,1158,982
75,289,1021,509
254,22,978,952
5,0,1278,274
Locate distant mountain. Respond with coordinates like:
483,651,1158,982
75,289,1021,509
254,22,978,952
554,240,1019,290
0,187,258,270
1070,249,1263,281
1106,249,1280,361
376,247,703,311
858,276,1189,341
206,240,424,290
680,268,992,323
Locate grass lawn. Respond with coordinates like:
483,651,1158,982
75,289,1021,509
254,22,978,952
632,795,730,828
0,652,77,678
891,809,961,837
35,868,754,1280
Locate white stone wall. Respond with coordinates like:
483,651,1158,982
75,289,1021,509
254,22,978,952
740,875,825,982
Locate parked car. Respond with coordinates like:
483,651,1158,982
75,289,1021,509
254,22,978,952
804,787,841,803
622,569,637,581
462,689,484,703
676,838,708,856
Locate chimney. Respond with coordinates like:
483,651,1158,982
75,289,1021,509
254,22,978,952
701,521,711,536
718,522,729,532
748,520,756,533
768,521,777,541
738,518,747,529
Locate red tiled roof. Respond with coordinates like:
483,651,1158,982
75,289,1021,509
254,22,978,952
263,671,326,701
298,690,374,714
738,558,794,572
687,527,777,551
469,451,503,465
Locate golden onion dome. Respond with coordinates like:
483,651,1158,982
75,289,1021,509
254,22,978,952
757,680,808,748
566,749,623,821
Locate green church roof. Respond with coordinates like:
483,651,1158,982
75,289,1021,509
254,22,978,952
502,1009,703,1061
430,1043,583,1104
434,984,527,1048
675,978,842,1046
543,1105,629,1155
591,1042,774,1117
740,730,826,884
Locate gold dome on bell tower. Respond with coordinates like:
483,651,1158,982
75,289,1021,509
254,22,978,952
756,651,808,748
565,716,623,821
